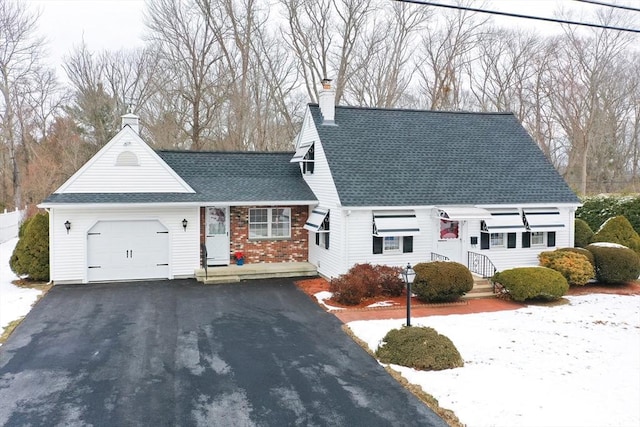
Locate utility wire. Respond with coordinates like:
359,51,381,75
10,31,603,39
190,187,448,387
392,0,640,33
573,0,640,13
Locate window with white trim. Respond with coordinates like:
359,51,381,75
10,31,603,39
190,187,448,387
249,208,291,239
373,236,414,254
384,236,400,252
531,231,545,247
490,233,505,248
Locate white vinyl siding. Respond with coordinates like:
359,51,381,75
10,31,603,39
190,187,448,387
296,109,341,206
49,206,199,284
57,127,193,194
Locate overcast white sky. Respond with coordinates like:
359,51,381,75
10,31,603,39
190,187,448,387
25,0,630,79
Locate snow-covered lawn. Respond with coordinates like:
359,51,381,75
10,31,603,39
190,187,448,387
0,238,43,343
349,294,640,427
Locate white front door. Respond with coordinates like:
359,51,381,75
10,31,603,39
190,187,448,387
87,220,170,282
434,218,464,263
205,206,229,266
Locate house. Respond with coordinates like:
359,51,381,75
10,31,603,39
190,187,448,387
40,114,316,284
41,85,580,284
291,81,581,279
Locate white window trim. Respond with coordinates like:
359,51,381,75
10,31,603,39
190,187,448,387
249,207,291,239
531,231,545,247
490,232,505,248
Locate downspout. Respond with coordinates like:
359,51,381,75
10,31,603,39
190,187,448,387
44,208,53,285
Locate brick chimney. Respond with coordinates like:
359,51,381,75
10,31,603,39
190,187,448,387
318,78,335,125
121,113,140,134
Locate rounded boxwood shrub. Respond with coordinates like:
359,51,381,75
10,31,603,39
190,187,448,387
375,326,463,371
10,212,50,281
592,216,640,255
412,261,473,303
557,247,595,267
492,267,568,302
538,250,594,286
585,243,640,284
574,218,594,248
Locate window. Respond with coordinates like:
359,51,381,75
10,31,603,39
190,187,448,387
302,144,314,174
315,212,330,249
249,208,291,239
490,233,505,248
384,236,400,252
373,236,413,254
531,232,545,247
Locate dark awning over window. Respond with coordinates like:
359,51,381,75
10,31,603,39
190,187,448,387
304,207,329,232
373,211,420,237
523,209,565,231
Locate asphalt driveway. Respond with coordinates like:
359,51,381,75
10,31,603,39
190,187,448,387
0,279,446,427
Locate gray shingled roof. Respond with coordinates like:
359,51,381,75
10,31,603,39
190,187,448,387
309,105,580,206
43,152,316,205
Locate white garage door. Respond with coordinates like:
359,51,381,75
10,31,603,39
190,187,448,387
87,220,170,282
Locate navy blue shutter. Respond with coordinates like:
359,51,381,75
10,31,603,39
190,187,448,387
547,232,556,247
315,233,320,246
373,236,383,254
324,234,330,249
507,233,516,248
481,232,489,249
402,236,413,253
522,232,531,248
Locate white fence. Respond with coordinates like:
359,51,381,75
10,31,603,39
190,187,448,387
0,208,26,244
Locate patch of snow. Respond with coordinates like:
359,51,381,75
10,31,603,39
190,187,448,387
367,300,397,308
0,238,43,342
589,241,627,249
349,294,640,427
313,291,344,311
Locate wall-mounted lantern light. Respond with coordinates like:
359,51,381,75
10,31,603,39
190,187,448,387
182,218,188,231
64,220,71,234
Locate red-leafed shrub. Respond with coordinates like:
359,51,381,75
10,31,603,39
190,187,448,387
329,263,404,305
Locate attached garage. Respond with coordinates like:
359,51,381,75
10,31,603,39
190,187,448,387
87,220,170,282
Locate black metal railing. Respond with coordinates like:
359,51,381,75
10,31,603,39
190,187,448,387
200,243,208,279
430,252,450,262
467,251,497,279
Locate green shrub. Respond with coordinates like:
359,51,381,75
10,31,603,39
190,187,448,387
557,247,595,267
577,195,640,235
591,216,640,255
329,263,403,305
492,267,569,302
574,219,594,248
586,243,640,284
538,250,594,286
10,212,50,281
412,261,473,303
375,326,463,371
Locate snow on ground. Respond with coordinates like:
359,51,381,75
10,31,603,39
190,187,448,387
0,238,43,342
349,294,640,427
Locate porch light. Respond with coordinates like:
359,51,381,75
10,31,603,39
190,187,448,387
64,220,71,234
182,218,188,231
401,263,416,327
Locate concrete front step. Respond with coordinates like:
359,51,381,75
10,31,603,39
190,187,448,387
463,276,495,299
195,262,317,285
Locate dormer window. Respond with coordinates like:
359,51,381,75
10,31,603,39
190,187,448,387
302,143,314,174
289,140,315,174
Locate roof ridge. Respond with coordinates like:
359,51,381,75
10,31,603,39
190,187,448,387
308,103,514,116
157,150,294,155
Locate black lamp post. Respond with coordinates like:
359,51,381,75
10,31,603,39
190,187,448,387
401,263,416,327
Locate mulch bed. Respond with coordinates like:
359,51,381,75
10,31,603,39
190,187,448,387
295,277,640,312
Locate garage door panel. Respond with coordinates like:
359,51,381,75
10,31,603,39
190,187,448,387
87,220,170,282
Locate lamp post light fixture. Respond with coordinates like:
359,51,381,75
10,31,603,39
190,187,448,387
401,263,416,327
64,220,71,234
182,218,188,231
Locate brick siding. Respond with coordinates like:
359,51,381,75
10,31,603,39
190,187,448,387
200,206,309,264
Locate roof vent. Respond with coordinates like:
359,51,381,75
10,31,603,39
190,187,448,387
318,79,335,125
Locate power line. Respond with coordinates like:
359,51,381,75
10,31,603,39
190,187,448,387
392,0,640,33
573,0,640,13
